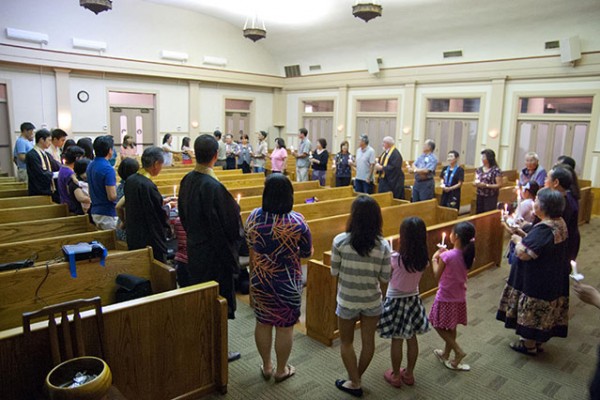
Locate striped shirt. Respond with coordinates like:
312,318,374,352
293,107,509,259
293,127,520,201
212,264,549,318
331,232,391,310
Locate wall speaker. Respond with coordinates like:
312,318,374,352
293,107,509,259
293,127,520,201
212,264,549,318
367,58,380,75
560,36,581,64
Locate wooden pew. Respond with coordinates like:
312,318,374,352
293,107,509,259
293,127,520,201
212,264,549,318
0,189,28,198
0,182,27,190
153,172,262,187
239,186,355,212
0,282,227,400
0,247,176,331
305,210,503,345
306,199,458,263
0,229,122,265
0,204,69,224
579,186,593,225
240,192,407,223
231,180,319,198
0,176,17,182
0,215,95,244
0,195,52,209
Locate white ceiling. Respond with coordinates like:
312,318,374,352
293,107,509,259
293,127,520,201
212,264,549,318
144,0,600,73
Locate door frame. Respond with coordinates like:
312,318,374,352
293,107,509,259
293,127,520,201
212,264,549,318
107,88,159,145
223,96,255,143
0,79,17,176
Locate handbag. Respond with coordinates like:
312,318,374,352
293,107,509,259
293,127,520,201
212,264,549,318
115,274,153,303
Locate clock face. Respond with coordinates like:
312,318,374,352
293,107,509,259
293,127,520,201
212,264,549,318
77,90,89,103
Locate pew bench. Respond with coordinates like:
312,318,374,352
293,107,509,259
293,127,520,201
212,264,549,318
0,215,95,244
0,229,126,265
305,210,503,345
0,189,28,198
0,195,52,209
239,186,356,212
0,281,226,400
305,199,458,264
0,247,176,331
0,203,69,224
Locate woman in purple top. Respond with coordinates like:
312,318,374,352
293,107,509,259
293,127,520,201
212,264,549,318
430,221,476,371
57,146,84,213
245,174,313,382
474,149,503,214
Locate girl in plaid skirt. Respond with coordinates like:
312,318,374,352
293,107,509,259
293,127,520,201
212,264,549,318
378,217,431,388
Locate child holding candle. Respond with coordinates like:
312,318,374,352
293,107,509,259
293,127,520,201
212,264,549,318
515,181,539,223
379,217,431,388
430,222,476,371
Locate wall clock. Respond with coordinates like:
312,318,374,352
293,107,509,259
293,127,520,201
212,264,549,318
77,90,89,103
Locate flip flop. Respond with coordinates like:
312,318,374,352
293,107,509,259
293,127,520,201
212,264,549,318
274,365,295,383
444,360,471,371
260,365,272,381
335,379,363,398
399,368,415,385
433,349,448,364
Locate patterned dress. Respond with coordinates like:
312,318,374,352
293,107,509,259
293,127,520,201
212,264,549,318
245,208,312,327
496,218,570,342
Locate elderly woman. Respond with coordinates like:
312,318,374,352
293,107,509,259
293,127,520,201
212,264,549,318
245,174,313,382
474,149,503,213
496,188,569,355
519,152,547,187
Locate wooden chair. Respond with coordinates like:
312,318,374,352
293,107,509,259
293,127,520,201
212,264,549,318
22,297,106,365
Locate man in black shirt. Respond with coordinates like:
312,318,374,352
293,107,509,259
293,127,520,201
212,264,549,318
118,147,170,263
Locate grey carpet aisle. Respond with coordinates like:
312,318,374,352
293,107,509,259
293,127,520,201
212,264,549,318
204,217,600,400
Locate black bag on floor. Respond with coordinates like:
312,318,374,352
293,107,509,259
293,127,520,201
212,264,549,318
115,274,153,303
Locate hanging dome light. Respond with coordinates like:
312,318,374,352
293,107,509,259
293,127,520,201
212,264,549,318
352,2,382,23
243,15,266,42
80,0,112,15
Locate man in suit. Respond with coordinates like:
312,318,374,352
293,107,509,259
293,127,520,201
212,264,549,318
178,134,244,362
375,136,405,200
25,129,54,196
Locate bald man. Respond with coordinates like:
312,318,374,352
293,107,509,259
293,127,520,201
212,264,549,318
374,136,404,199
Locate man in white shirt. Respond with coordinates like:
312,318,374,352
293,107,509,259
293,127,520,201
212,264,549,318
350,134,375,194
292,128,311,182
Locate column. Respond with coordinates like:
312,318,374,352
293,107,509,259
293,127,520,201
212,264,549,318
336,85,349,151
54,68,71,132
188,81,200,138
400,82,416,160
487,78,506,166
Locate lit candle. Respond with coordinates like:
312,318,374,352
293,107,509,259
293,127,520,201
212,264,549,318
405,161,410,168
290,145,295,152
440,232,446,247
173,185,177,198
388,238,393,249
570,260,584,281
516,180,522,210
474,173,480,184
440,181,445,188
236,193,241,204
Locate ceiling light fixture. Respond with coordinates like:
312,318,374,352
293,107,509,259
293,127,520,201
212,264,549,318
80,0,112,15
352,2,382,23
243,15,266,42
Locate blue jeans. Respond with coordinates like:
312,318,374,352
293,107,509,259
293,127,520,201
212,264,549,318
354,179,373,194
253,166,265,173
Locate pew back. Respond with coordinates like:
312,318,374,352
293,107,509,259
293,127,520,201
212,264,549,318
0,229,118,264
0,215,95,244
0,196,52,209
0,247,176,331
0,282,226,400
0,204,69,224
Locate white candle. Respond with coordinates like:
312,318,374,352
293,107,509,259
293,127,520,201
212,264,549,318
441,232,446,247
388,238,393,248
290,145,295,152
236,193,241,204
474,173,480,184
570,260,584,281
440,182,445,188
173,185,177,198
405,161,410,168
570,260,578,275
504,203,508,214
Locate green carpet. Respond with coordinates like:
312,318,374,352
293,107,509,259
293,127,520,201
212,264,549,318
205,217,600,399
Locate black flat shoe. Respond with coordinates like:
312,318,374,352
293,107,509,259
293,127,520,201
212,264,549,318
335,379,363,398
510,340,537,356
228,351,241,362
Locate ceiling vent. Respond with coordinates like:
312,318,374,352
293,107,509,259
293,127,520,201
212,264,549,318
545,40,560,49
309,64,322,72
443,50,463,58
284,65,301,78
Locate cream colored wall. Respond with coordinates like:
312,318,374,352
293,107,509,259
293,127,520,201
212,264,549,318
285,90,339,149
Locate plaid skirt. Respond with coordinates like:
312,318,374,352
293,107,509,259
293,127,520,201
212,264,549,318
378,295,431,339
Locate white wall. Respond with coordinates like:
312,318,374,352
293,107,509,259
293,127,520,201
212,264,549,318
0,68,56,132
285,90,339,148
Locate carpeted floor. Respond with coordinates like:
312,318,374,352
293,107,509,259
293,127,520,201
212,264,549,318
205,217,600,400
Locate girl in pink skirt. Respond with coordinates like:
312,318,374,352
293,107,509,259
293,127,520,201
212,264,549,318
430,221,476,371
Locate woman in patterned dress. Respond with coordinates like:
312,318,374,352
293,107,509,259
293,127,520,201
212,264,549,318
496,188,570,354
245,174,313,382
474,148,503,214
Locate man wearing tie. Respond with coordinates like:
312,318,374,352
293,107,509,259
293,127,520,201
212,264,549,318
25,129,55,196
374,136,405,200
